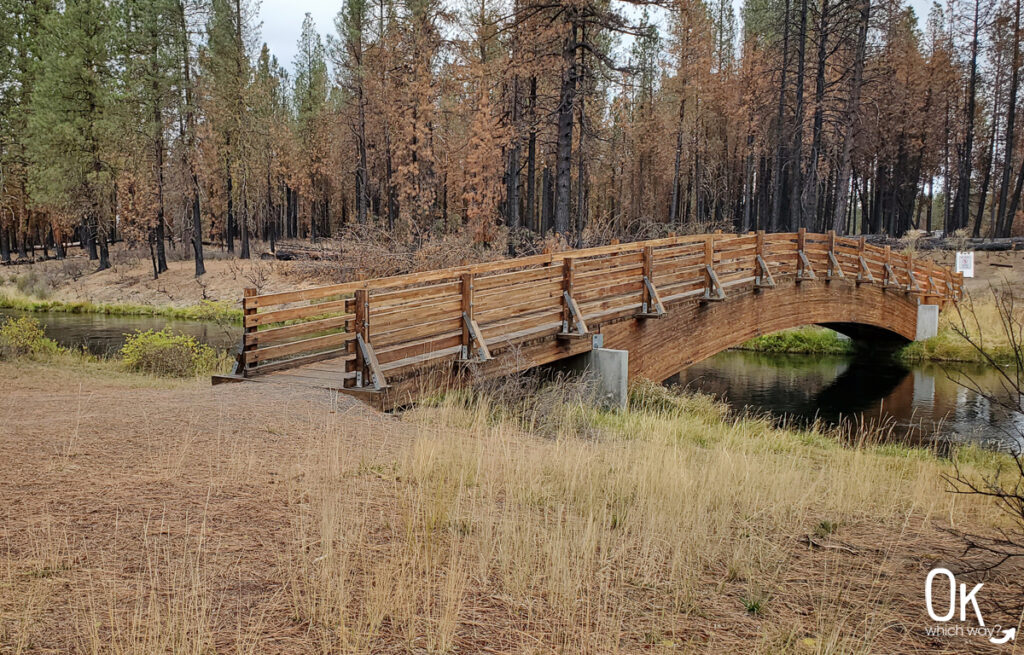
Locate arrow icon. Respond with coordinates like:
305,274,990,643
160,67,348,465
990,628,1016,645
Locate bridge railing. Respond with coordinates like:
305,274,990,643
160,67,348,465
232,230,962,389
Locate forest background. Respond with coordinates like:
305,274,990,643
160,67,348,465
1,0,1019,277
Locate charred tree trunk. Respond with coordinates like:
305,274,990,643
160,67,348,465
771,0,792,231
525,77,538,232
997,0,1022,237
554,19,578,240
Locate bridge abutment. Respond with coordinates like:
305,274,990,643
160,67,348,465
916,304,940,341
558,346,629,410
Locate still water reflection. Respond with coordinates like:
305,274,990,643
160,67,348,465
0,308,242,355
672,350,1024,452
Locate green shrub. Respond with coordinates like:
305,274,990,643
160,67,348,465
0,316,61,359
119,328,220,377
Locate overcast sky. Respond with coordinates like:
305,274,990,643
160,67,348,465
259,0,938,75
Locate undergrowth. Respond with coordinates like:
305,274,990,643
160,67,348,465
0,316,62,360
119,329,228,377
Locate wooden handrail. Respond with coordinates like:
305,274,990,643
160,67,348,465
233,232,962,384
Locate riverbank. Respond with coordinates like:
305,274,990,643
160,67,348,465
1,358,1020,652
0,287,242,323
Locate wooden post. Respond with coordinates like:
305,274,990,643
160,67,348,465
562,257,575,333
703,235,713,294
461,272,474,359
236,287,257,376
354,288,368,387
702,234,726,301
642,246,653,311
797,227,806,278
884,245,894,287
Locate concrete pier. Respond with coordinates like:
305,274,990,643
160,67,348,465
560,346,629,410
916,304,939,341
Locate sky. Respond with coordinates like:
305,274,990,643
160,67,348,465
260,0,338,71
259,0,938,74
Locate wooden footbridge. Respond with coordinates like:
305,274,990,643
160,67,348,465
214,229,962,409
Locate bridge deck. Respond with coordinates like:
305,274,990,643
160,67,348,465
214,230,962,410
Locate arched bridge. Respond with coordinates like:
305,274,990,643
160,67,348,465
214,230,963,409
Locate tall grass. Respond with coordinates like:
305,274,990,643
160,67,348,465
284,380,1006,653
899,295,1021,364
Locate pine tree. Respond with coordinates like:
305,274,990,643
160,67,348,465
119,0,183,275
27,0,118,270
293,13,331,240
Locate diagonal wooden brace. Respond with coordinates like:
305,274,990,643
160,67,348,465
796,251,817,281
883,263,901,288
906,268,921,292
755,255,776,288
356,333,388,390
856,256,875,284
703,265,727,301
827,251,845,280
461,312,492,361
560,290,588,336
636,275,666,318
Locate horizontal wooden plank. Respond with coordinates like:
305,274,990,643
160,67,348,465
246,298,352,328
381,345,463,376
476,278,563,309
475,266,560,292
371,281,461,308
377,333,463,366
245,332,354,365
476,290,562,322
245,346,352,376
245,313,353,346
371,316,463,349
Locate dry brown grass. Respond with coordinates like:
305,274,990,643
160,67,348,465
1,364,1021,653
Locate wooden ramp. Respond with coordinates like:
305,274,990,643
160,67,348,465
214,229,963,410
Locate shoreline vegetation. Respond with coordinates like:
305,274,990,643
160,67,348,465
0,288,242,323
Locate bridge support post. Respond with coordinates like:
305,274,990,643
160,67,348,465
557,339,629,410
916,304,940,341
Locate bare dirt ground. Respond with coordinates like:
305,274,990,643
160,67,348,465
0,363,401,652
925,248,1024,296
1,233,495,309
1,362,1022,653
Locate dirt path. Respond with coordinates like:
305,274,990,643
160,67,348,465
0,364,400,652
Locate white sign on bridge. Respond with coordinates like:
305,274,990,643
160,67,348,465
955,251,975,278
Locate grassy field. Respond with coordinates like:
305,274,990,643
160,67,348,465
1,357,1020,653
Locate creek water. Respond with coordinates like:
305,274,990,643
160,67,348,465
0,308,242,356
5,308,1020,451
672,349,1023,452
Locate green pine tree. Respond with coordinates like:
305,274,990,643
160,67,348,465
26,0,118,270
